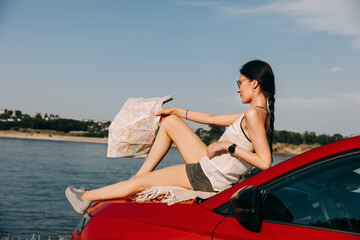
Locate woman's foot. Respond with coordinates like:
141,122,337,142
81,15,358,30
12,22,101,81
65,186,91,214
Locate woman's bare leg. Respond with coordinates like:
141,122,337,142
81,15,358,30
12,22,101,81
83,164,191,201
135,115,207,177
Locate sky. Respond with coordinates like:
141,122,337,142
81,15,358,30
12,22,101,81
0,0,359,136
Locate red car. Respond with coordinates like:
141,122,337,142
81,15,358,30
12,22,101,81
71,136,360,239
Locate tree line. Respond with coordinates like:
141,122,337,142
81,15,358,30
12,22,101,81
273,130,343,146
195,126,345,146
0,111,110,138
1,109,345,145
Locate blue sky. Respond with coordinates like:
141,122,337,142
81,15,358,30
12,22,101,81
0,0,359,136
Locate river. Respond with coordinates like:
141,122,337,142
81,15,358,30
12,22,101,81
0,138,293,239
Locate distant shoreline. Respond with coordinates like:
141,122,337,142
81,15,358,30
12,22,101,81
0,130,107,144
272,142,319,155
0,130,318,155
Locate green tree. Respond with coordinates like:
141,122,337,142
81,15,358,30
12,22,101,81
274,130,290,143
289,132,303,145
1,109,11,118
199,125,226,145
332,133,343,142
316,134,329,145
303,131,316,144
209,125,225,139
15,110,22,118
195,128,204,137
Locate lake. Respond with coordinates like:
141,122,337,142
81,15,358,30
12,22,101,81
0,138,293,239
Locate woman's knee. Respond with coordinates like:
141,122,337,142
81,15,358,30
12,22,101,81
160,115,183,129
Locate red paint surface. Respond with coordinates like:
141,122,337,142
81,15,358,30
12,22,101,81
71,136,360,239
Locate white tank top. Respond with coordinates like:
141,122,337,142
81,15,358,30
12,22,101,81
200,115,254,191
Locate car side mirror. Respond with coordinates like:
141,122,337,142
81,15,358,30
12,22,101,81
230,185,262,232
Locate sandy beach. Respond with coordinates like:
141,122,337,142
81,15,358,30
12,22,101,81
0,131,107,144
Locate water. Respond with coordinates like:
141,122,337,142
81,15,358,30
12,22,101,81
0,138,293,239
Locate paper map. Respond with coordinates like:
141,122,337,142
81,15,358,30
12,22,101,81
107,96,172,158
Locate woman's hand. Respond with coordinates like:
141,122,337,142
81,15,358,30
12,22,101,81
156,108,174,116
206,141,232,159
156,108,176,121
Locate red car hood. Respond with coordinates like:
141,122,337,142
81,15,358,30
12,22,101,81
81,199,224,239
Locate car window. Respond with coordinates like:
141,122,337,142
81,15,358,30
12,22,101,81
262,153,360,234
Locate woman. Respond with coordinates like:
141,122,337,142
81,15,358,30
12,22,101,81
65,60,275,215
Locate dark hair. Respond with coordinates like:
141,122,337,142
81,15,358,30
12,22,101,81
240,60,275,153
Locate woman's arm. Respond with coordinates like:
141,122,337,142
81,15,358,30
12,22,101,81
244,108,272,170
206,108,272,170
156,108,243,126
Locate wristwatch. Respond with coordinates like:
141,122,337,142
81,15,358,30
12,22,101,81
228,143,237,154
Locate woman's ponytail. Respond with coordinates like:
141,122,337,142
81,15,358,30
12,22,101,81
268,95,275,154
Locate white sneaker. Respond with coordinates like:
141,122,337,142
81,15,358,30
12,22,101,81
65,186,91,214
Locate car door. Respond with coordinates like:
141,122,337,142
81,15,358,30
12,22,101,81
213,151,360,239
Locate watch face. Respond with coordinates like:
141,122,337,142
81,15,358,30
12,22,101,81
228,144,236,154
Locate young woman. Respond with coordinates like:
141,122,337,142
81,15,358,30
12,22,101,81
66,60,276,215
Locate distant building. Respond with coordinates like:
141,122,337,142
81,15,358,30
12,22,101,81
70,118,84,121
30,113,43,119
0,109,5,114
45,116,60,121
69,118,90,122
95,120,110,124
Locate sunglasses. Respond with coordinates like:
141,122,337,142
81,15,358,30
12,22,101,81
236,79,250,88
